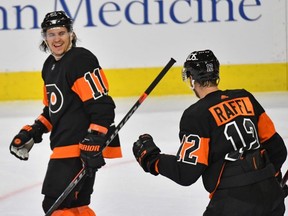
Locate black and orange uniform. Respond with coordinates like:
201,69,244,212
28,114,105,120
132,50,287,215
38,47,122,210
156,89,287,215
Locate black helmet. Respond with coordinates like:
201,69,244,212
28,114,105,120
182,50,220,84
41,11,73,33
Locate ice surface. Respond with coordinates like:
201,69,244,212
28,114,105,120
0,92,287,215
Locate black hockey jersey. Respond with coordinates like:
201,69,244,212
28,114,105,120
38,47,121,159
157,89,286,194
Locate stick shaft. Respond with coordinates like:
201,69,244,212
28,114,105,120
105,58,176,147
45,167,86,216
280,169,288,188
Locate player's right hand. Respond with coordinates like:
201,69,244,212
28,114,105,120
133,134,161,176
9,125,35,160
80,131,106,177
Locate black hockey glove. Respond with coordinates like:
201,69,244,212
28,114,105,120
80,131,106,177
133,134,161,176
10,120,47,160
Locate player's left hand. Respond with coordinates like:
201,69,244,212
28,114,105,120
132,134,161,176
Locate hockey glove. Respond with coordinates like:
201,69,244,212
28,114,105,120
80,131,106,177
9,120,47,160
133,134,161,176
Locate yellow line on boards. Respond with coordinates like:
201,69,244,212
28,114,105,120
0,63,287,101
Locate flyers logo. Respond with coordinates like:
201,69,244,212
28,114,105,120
46,84,64,113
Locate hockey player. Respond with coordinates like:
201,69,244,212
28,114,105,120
132,50,287,215
9,11,122,215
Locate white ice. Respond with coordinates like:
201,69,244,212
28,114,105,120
0,92,288,216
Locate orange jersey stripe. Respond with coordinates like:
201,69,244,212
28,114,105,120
209,97,255,126
51,144,122,159
71,76,94,102
178,135,209,166
71,69,109,102
102,146,123,158
192,137,209,166
50,144,80,159
37,115,52,132
258,112,276,143
43,85,48,106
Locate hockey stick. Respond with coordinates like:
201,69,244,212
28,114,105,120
280,169,288,188
44,58,176,216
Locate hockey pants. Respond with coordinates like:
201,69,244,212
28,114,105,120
203,177,286,216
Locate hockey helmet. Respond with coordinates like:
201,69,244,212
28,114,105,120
182,50,220,84
41,11,73,33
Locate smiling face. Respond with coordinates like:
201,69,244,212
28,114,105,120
44,27,72,60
